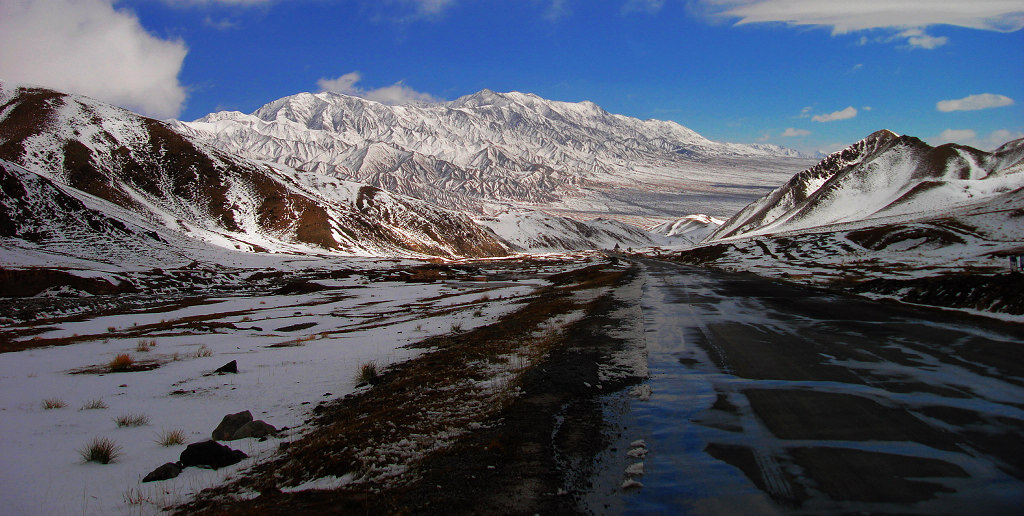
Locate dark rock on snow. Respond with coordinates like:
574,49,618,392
212,410,252,440
231,420,277,440
179,440,247,469
214,360,238,374
142,462,182,483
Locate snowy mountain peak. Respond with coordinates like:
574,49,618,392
449,88,509,108
708,129,1024,240
175,87,812,219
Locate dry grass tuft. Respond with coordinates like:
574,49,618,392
42,398,67,409
115,413,150,427
194,344,213,358
108,353,134,372
79,437,121,464
80,398,108,410
356,361,381,386
135,339,156,352
156,428,187,446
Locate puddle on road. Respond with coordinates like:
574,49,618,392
583,269,781,515
583,261,1024,515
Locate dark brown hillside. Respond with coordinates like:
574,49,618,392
0,87,63,161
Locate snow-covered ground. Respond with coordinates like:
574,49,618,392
0,253,594,515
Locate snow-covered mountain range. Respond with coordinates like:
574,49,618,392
709,129,1024,240
172,89,811,220
0,82,513,261
8,79,1019,269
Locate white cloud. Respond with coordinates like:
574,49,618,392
934,128,1024,150
544,0,572,21
0,0,188,119
704,1,1024,48
988,129,1024,147
318,73,362,95
167,0,456,17
712,1,1024,33
797,106,813,118
898,28,948,49
203,16,239,30
164,0,272,5
936,128,977,142
937,93,1015,112
623,0,665,14
781,128,811,137
812,106,857,122
409,0,457,15
317,71,442,105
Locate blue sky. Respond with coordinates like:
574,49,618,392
1,1,1022,154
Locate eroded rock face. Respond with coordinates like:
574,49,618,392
212,410,253,441
179,440,247,470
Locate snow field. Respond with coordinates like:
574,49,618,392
0,266,548,515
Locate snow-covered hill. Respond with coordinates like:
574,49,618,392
0,81,511,260
648,214,724,246
668,130,1024,316
668,183,1024,315
709,130,1024,241
476,211,659,253
173,89,812,220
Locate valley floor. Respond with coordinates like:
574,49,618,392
1,255,1021,514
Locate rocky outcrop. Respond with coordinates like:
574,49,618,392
231,420,277,440
212,411,253,441
179,440,247,469
212,410,278,441
142,462,182,483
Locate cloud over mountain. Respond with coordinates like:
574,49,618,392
0,0,187,119
317,72,442,105
812,107,857,123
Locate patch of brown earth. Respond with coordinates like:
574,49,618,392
851,272,1024,315
174,263,642,515
0,267,138,298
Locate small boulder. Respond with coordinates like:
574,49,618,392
212,410,252,440
230,420,277,440
142,462,182,483
179,440,247,469
214,360,238,374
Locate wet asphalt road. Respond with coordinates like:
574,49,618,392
616,259,1024,515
